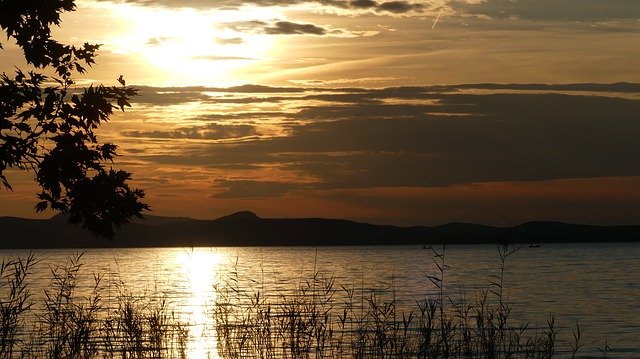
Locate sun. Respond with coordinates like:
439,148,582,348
106,4,280,86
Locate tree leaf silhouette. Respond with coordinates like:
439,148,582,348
0,0,150,239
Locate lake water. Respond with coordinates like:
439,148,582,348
3,242,639,358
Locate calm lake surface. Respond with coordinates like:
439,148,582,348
3,242,639,358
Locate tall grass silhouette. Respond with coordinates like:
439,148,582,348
211,243,585,358
0,245,593,358
0,252,189,358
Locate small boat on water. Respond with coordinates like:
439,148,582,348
529,243,542,248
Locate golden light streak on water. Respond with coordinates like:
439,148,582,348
175,249,225,359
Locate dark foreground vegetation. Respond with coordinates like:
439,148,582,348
0,253,189,358
0,245,614,358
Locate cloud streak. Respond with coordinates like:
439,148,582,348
97,0,425,14
453,0,640,21
122,123,258,140
223,20,356,36
265,21,329,35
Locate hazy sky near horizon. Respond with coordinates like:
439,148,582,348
1,0,640,226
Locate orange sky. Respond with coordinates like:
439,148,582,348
1,0,640,226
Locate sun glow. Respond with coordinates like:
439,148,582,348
107,4,280,86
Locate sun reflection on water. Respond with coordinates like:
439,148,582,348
175,249,225,359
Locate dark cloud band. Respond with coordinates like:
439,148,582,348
453,0,640,20
124,83,640,190
97,0,425,14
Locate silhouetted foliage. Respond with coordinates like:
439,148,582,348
0,0,149,238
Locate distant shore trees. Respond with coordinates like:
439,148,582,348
0,0,149,238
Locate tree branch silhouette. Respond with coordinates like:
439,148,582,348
0,0,150,239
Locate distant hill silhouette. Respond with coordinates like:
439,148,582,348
0,211,638,248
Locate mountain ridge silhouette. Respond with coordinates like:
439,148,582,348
1,211,638,248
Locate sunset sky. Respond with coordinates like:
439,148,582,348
2,0,640,226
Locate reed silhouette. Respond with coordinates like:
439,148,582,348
0,247,610,358
211,243,586,358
